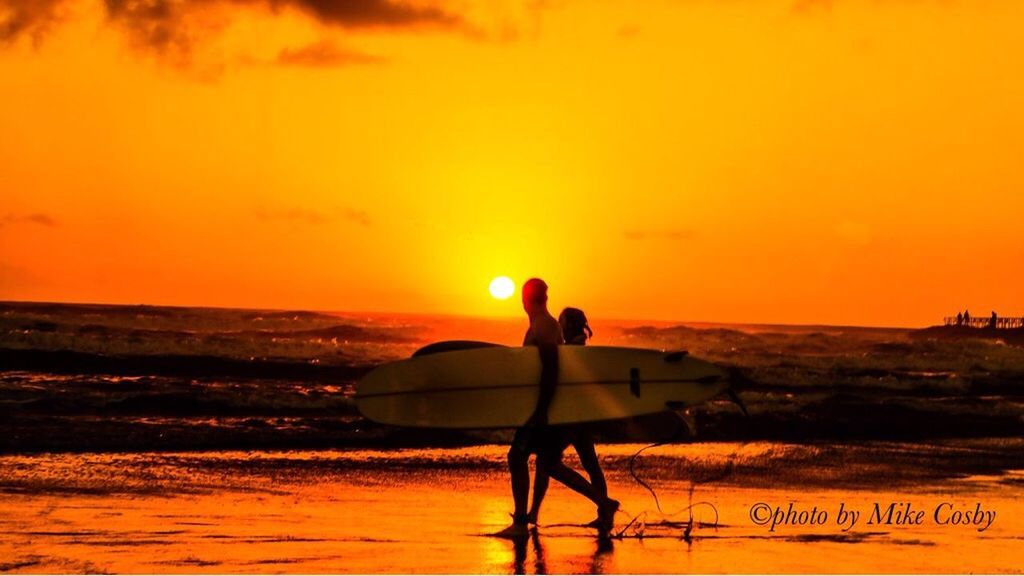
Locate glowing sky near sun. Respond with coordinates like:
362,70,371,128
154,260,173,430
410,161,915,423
1,0,1022,326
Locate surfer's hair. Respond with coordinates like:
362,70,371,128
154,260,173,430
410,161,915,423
522,278,548,305
559,307,593,345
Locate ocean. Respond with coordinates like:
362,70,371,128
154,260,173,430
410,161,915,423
1,301,1023,453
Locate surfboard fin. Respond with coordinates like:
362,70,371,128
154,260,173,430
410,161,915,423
725,388,749,417
663,350,689,362
629,367,641,397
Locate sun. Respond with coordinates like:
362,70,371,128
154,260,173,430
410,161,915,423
489,276,515,300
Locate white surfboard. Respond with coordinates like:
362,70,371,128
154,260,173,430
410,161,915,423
355,343,728,429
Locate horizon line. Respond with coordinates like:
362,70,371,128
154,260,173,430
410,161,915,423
0,298,922,331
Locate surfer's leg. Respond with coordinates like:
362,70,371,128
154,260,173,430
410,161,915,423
546,460,602,506
528,458,552,524
573,438,618,528
574,438,608,501
507,442,531,523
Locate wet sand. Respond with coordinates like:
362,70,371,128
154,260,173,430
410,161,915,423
2,441,1022,574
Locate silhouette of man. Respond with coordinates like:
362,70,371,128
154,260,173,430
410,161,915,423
990,311,998,329
498,278,562,537
956,312,963,326
964,309,971,326
498,279,617,536
526,307,617,530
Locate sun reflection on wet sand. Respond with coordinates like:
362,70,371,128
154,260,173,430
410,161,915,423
0,443,1021,573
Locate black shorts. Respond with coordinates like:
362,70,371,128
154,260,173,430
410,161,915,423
511,425,584,461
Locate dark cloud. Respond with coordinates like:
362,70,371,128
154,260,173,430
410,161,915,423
256,207,371,226
3,0,467,65
0,0,65,44
277,39,384,67
283,0,462,29
109,0,463,67
1,212,58,227
624,229,693,241
100,0,465,43
103,0,192,57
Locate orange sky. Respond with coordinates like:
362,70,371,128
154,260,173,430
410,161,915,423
1,0,1022,327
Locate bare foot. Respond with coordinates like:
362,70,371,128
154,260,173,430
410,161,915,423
492,522,532,538
596,499,620,532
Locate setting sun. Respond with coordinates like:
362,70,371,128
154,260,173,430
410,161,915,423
489,277,515,300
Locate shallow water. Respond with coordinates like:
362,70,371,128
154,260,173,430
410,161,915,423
1,442,1021,573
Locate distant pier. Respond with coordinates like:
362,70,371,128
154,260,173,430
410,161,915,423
943,316,1024,329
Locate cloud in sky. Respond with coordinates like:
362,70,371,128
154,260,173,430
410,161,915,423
100,0,466,52
0,0,65,45
1,0,472,68
256,206,371,226
339,207,372,227
278,0,462,29
277,39,384,67
2,0,466,37
1,213,58,227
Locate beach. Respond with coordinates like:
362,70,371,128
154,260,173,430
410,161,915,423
2,442,1023,573
2,302,1023,573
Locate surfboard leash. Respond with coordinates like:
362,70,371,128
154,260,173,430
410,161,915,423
614,412,711,539
614,405,749,541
